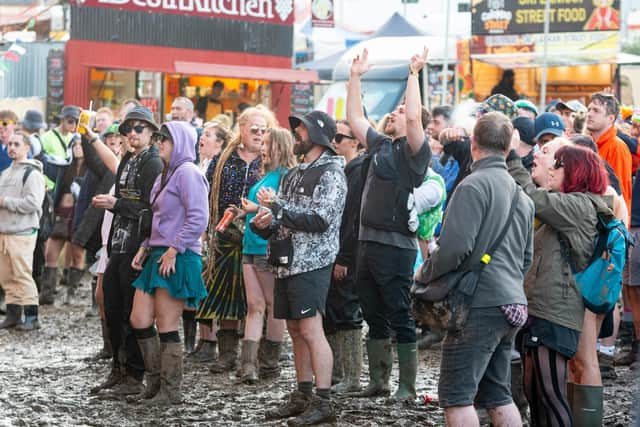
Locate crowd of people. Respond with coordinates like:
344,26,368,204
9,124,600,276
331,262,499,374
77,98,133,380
1,47,640,426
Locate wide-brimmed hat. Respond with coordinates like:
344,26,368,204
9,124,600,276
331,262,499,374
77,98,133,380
288,110,337,153
118,106,159,135
480,94,517,119
22,109,46,130
60,105,81,120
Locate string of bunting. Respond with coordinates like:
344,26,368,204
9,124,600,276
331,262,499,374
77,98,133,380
0,18,36,78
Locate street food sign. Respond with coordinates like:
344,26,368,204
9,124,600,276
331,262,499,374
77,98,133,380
471,0,620,35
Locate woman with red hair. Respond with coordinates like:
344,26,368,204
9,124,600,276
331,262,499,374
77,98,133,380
507,144,616,426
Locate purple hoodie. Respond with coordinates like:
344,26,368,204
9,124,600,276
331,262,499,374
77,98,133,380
143,121,209,254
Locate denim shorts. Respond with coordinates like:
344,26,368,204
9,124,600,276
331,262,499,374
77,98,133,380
242,254,270,272
439,307,518,409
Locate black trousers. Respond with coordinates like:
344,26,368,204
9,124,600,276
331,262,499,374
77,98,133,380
32,238,45,288
324,271,363,335
103,252,144,380
355,241,417,344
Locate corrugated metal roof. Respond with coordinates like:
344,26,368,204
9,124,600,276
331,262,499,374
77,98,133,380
0,42,65,99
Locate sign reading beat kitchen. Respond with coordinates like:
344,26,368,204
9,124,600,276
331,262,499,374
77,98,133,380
471,0,620,36
73,0,294,23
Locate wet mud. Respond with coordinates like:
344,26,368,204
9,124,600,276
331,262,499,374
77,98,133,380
0,281,637,426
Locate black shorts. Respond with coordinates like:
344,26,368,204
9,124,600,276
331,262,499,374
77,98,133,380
274,265,332,320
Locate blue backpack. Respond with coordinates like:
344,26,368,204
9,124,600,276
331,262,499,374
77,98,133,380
572,216,629,314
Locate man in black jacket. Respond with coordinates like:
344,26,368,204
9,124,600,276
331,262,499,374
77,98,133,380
90,106,163,395
324,120,366,394
347,48,431,400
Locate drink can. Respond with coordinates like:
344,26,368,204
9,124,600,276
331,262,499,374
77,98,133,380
215,210,236,233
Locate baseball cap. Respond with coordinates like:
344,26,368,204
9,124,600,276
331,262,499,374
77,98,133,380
101,123,121,138
514,99,538,117
545,99,561,112
288,111,337,154
556,100,587,113
534,112,565,141
480,94,517,119
512,116,535,146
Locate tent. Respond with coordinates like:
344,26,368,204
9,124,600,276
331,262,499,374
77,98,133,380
296,12,426,81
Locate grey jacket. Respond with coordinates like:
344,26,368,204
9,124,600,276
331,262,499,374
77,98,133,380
508,156,613,331
0,159,46,234
424,156,535,308
252,151,347,278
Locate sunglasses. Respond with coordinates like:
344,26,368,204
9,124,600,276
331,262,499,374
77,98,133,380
552,157,564,170
151,131,171,143
249,125,268,135
121,123,149,135
334,133,355,144
1,120,16,127
65,117,78,124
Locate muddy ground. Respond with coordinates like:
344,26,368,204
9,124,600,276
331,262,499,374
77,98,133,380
0,280,638,426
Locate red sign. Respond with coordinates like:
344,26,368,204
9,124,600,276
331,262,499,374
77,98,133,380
74,0,294,25
311,0,334,28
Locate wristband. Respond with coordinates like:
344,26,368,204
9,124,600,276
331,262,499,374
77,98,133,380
408,65,418,76
88,137,98,145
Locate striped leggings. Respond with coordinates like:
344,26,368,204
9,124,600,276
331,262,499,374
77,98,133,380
523,345,573,427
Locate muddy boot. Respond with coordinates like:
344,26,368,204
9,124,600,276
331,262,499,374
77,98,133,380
287,395,336,426
188,340,218,363
60,267,68,288
332,329,362,394
327,332,344,385
209,329,239,374
90,358,124,394
147,341,183,405
16,305,39,331
0,304,22,329
182,310,197,353
265,390,312,420
392,342,417,400
615,340,639,366
128,331,161,403
417,328,444,350
64,267,84,305
351,338,392,397
238,340,259,384
86,276,98,317
109,375,145,396
598,351,617,380
570,384,603,427
39,267,57,306
259,339,282,380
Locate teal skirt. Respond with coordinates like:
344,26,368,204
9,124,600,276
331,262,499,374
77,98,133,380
132,247,208,309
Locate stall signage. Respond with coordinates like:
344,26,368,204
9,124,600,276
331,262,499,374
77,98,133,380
311,0,334,28
471,0,620,35
74,0,294,24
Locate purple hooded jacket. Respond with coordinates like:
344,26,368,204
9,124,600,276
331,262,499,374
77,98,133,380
143,121,209,254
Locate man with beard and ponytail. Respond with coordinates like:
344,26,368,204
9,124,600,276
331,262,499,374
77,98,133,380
346,48,431,400
252,110,347,426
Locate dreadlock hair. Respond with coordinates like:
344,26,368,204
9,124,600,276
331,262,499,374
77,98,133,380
203,106,273,281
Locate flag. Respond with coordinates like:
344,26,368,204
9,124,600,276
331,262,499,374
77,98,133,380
3,51,20,62
9,44,26,56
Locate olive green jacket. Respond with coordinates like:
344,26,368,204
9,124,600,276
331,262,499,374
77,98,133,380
507,156,613,331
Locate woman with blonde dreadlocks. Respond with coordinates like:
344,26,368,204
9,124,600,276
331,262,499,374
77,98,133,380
197,106,273,374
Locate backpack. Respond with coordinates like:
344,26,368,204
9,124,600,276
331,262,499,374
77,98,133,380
22,166,55,241
572,215,629,314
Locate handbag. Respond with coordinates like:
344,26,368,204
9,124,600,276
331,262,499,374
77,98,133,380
411,188,521,333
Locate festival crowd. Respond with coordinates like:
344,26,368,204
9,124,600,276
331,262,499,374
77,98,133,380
1,48,640,426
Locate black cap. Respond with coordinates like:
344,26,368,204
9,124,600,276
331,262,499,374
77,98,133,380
60,105,81,120
118,106,159,135
512,116,535,146
22,109,46,130
288,111,337,153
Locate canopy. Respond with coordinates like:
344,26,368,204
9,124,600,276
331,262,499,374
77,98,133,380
472,51,640,69
174,62,319,83
371,12,426,38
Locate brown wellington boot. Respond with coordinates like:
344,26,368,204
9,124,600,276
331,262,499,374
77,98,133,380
238,340,259,384
287,395,336,426
259,339,283,380
90,357,124,395
127,334,161,403
209,329,239,374
147,341,183,405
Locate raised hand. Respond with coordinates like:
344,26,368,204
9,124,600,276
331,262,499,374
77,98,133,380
350,48,372,77
409,47,429,73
